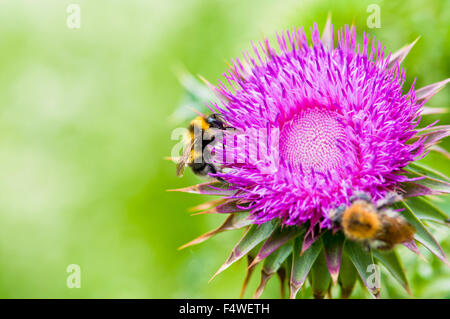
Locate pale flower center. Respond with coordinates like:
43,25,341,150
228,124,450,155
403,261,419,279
279,108,347,174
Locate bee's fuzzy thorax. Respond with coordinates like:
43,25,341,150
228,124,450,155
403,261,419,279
341,201,381,240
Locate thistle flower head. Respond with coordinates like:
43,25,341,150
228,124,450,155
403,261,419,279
172,18,449,299
213,24,425,229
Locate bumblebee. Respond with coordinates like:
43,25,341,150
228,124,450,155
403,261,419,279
176,113,229,178
330,192,416,250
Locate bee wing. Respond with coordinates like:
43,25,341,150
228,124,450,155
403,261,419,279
176,141,193,177
176,135,202,177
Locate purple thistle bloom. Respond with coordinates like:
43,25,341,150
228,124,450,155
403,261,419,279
172,18,449,298
211,24,428,229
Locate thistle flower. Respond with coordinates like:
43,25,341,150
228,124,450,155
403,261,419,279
171,17,450,299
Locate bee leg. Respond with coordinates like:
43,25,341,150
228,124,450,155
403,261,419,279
197,163,224,182
207,164,227,183
362,241,372,252
329,204,346,223
208,164,226,183
376,191,403,209
216,176,226,183
336,204,345,216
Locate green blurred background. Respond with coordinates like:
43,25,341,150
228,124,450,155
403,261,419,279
0,0,448,298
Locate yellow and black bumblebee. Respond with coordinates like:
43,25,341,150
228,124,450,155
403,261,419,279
330,192,416,250
176,113,229,178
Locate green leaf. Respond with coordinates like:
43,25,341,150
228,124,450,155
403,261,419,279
310,250,331,299
402,240,428,262
398,201,449,265
250,225,305,268
276,267,287,299
210,220,278,281
405,171,450,194
289,236,322,299
416,176,450,194
421,107,448,115
402,181,439,198
338,253,357,298
301,231,320,254
344,241,379,298
415,79,450,105
387,37,418,70
321,13,333,50
322,231,345,286
168,181,235,196
240,247,259,298
406,162,450,182
254,242,293,299
263,242,293,275
192,200,251,215
429,145,450,159
372,250,411,295
424,130,450,148
406,196,448,224
188,198,227,213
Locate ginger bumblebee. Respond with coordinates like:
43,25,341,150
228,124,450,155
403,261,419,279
331,192,416,250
